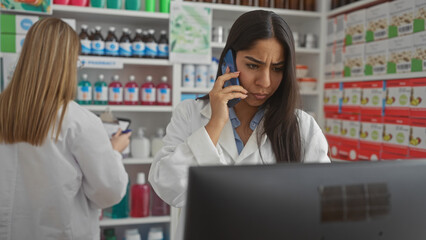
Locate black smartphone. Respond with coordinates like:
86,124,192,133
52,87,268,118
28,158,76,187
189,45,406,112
221,49,241,108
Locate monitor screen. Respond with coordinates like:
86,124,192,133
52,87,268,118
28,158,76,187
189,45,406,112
184,160,426,240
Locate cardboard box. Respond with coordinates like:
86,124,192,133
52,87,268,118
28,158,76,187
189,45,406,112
410,78,426,118
414,0,426,33
366,2,389,42
0,14,39,34
357,148,381,161
325,46,334,80
344,44,364,77
345,9,366,46
365,40,387,76
342,82,362,114
385,79,411,117
327,18,335,48
324,82,342,113
334,46,344,78
338,114,360,161
387,35,413,74
324,113,341,159
336,14,346,49
361,80,385,116
412,31,426,72
381,151,410,160
360,115,384,151
409,118,426,158
382,116,410,156
338,144,359,161
388,0,414,38
0,33,25,53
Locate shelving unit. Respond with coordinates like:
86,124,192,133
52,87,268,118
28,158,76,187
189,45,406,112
326,72,426,83
79,55,172,67
327,0,387,18
100,216,171,227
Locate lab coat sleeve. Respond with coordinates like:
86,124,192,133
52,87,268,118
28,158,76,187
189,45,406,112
70,115,128,209
300,112,331,163
149,101,223,208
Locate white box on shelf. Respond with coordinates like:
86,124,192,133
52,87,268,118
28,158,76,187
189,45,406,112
325,46,334,80
345,9,366,46
365,39,388,76
366,2,389,42
334,46,344,79
414,0,426,33
387,34,413,74
412,31,426,72
344,44,364,77
327,18,336,47
335,14,346,49
389,0,415,38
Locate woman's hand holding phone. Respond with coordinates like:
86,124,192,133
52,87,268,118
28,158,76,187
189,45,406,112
205,67,248,145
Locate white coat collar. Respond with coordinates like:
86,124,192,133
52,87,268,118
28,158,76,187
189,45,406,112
200,102,268,163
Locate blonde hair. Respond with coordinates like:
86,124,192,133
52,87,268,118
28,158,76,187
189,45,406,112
0,18,79,145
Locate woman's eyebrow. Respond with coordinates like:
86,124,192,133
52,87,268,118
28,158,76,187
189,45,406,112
244,56,284,66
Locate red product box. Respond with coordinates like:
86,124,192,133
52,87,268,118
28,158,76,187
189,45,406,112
357,148,381,161
324,82,342,113
382,116,410,156
359,115,383,152
409,118,426,158
339,113,360,146
381,151,410,160
324,113,341,159
384,79,411,117
360,80,385,116
410,78,426,119
341,82,362,114
338,144,359,161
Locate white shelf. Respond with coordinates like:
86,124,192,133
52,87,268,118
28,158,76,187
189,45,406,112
300,90,319,96
325,72,426,83
82,105,173,112
100,216,171,227
211,42,226,49
79,55,172,67
211,43,320,55
327,0,384,18
180,87,211,94
123,158,154,164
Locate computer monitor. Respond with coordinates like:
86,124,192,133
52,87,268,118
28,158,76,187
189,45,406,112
184,160,426,240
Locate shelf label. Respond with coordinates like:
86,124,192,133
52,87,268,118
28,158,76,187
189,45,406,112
79,57,123,69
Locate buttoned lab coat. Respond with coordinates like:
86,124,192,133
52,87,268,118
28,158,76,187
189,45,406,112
0,101,128,240
148,99,330,240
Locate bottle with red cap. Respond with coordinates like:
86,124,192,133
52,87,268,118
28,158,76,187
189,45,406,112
108,75,123,105
124,75,139,105
130,172,150,218
156,76,171,106
141,76,156,105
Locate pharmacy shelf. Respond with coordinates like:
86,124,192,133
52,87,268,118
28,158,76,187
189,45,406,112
211,42,321,54
82,105,173,112
180,87,211,94
100,216,171,227
123,158,154,165
52,4,169,25
300,90,319,96
79,55,172,67
211,42,226,49
327,0,387,18
325,72,426,83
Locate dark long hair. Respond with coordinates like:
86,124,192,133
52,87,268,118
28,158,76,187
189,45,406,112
201,10,302,162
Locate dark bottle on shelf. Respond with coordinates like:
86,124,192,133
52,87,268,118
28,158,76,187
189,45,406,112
119,28,133,58
274,0,286,9
258,0,270,8
303,0,315,11
331,0,338,9
91,26,105,56
145,29,158,59
105,27,119,57
220,0,235,5
240,0,252,6
157,30,169,59
79,24,91,56
132,28,145,58
288,0,300,10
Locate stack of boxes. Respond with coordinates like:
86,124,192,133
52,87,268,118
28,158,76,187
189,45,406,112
0,14,39,54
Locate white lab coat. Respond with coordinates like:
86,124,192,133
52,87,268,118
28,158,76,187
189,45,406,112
0,101,128,240
148,99,330,240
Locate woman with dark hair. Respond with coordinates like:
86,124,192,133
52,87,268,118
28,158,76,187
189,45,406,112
149,10,329,239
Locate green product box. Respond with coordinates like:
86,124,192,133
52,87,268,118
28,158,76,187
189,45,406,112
1,14,39,34
388,0,414,38
412,31,426,72
414,0,426,33
1,33,26,53
345,9,365,46
365,2,389,42
387,35,413,74
364,40,388,76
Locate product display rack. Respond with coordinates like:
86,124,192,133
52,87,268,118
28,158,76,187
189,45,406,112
327,72,426,83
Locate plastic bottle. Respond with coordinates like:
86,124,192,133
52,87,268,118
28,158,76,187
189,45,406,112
145,29,158,59
54,0,70,5
105,27,119,57
151,189,170,216
119,28,133,58
182,64,195,88
151,128,164,157
103,228,117,240
156,76,171,106
91,26,105,56
131,128,151,158
157,30,169,59
130,172,150,217
147,227,164,240
132,29,145,58
108,75,123,105
124,75,139,105
207,58,219,88
125,229,141,240
141,76,156,105
79,25,91,56
125,0,140,10
77,73,92,105
106,0,121,9
195,65,208,88
145,0,155,12
94,74,108,105
159,0,170,13
111,178,130,218
91,0,105,8
70,0,87,6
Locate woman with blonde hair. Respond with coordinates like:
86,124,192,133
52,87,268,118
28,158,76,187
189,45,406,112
0,18,130,240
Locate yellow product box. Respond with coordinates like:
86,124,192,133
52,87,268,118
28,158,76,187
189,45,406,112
366,2,389,42
345,9,366,46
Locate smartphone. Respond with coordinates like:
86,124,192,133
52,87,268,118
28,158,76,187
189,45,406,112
221,49,241,108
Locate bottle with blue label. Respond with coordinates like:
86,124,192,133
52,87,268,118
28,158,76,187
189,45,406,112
77,73,92,105
141,76,156,105
105,27,119,57
91,26,105,56
124,75,139,105
94,74,108,105
156,76,171,106
157,30,169,59
207,58,219,88
145,29,158,59
132,29,145,58
108,75,123,105
119,28,133,58
79,25,91,56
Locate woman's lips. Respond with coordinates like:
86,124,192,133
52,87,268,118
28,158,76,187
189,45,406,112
252,93,268,100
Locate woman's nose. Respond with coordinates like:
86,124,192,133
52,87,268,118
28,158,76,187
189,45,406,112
255,69,271,88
